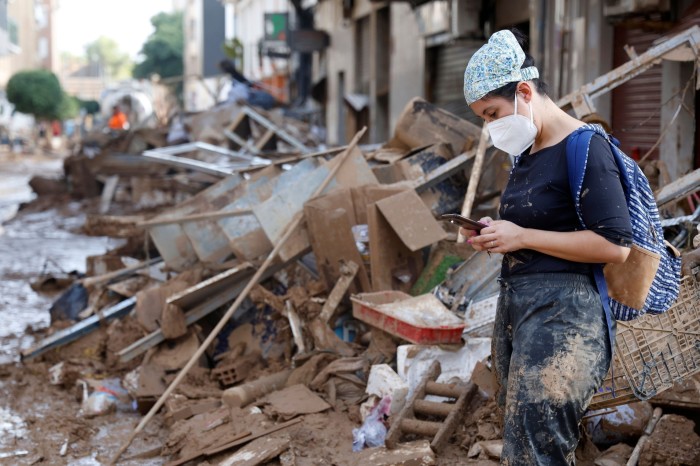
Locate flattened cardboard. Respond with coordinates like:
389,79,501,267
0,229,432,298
305,202,369,292
375,190,447,252
369,190,447,292
134,273,198,332
368,202,423,292
262,384,331,420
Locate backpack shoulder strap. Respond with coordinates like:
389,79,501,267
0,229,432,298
565,126,597,228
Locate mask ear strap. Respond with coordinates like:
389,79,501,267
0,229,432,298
513,93,518,115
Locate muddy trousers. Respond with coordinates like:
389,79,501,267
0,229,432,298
493,273,613,466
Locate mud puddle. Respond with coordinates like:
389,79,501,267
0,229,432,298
0,151,118,361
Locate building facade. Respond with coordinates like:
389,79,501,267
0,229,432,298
310,0,698,176
183,0,230,111
0,0,41,87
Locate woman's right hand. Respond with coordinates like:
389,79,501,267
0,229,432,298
460,217,493,251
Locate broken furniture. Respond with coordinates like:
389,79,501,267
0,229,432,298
225,105,311,156
142,141,269,176
385,360,477,453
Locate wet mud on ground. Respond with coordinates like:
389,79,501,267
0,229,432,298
0,151,163,465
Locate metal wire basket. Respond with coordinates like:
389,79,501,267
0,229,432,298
590,271,700,410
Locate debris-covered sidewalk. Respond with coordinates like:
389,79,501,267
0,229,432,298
2,42,700,465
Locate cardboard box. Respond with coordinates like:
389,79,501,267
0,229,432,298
304,186,447,293
368,189,448,291
304,185,404,293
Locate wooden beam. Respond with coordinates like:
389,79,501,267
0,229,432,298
137,208,253,228
318,260,359,325
655,168,700,207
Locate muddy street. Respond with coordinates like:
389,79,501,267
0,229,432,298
0,151,164,465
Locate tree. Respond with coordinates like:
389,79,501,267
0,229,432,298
6,70,63,120
133,11,184,81
84,36,132,79
77,98,100,115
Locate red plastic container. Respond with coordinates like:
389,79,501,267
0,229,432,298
351,291,465,345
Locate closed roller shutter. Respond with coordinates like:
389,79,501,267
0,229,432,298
429,40,483,126
611,27,663,160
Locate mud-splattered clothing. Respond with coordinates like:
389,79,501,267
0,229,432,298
499,134,633,278
492,132,630,464
493,273,613,465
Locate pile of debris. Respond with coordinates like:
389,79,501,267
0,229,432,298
15,89,700,466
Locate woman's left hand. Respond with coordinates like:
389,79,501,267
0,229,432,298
469,220,526,254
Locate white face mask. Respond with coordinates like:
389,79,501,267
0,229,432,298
486,94,537,156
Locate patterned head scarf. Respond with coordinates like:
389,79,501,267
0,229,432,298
463,30,540,105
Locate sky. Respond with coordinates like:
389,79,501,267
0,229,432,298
54,0,177,60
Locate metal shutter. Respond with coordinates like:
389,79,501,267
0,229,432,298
611,27,663,160
430,40,483,126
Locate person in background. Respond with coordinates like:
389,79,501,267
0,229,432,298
108,105,129,131
219,59,277,110
461,29,633,465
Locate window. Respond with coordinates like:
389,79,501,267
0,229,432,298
8,16,17,46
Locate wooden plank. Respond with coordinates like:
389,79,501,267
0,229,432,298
99,175,119,214
655,168,700,207
163,403,302,466
318,260,359,325
21,298,136,361
138,208,253,228
80,257,163,288
164,430,252,466
283,301,306,353
457,124,489,243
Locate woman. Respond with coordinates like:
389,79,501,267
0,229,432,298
462,30,633,465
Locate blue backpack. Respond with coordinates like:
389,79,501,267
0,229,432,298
566,124,682,323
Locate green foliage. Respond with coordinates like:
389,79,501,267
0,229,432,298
84,36,132,79
223,38,244,64
133,11,184,81
57,93,80,120
6,70,64,120
77,98,100,115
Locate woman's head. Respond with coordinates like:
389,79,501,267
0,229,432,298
463,29,551,155
464,29,546,103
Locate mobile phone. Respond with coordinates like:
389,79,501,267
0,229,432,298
439,214,488,233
